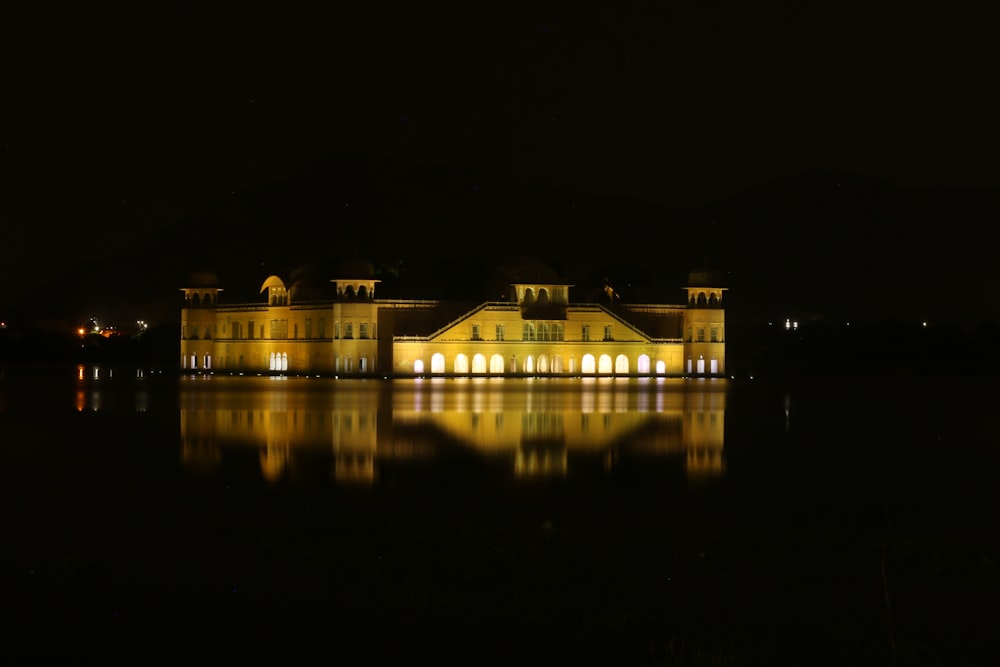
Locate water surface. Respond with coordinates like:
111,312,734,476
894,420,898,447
2,365,995,665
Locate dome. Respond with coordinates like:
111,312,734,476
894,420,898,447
494,255,563,284
335,259,375,279
259,275,286,293
187,270,219,287
686,269,724,287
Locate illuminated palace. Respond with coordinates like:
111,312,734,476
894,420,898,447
179,259,726,377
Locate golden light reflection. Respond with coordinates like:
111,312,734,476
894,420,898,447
178,376,727,486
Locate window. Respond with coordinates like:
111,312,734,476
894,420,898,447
305,318,312,339
496,324,505,341
269,319,288,340
554,323,564,341
603,325,613,341
582,325,590,342
335,322,341,339
318,318,326,339
522,322,535,341
697,328,705,342
345,323,353,339
472,324,481,341
711,327,719,342
360,323,369,339
539,323,549,341
248,320,254,340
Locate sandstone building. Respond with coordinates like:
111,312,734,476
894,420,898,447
180,259,726,377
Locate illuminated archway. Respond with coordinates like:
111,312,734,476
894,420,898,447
413,359,425,374
581,354,596,374
454,354,469,374
489,354,505,374
431,353,446,374
655,359,666,374
472,354,487,374
523,355,535,374
537,355,549,374
598,354,613,374
615,354,629,374
637,355,650,374
552,355,563,374
696,355,705,374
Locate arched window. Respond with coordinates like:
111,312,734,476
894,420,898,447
537,355,549,374
489,354,505,374
431,353,446,374
598,354,613,374
615,354,629,374
637,354,650,374
472,354,487,374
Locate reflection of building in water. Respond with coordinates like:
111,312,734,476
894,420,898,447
179,377,726,485
180,259,726,378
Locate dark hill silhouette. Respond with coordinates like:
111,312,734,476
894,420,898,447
6,153,998,336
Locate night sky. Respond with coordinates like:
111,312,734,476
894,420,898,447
4,4,999,329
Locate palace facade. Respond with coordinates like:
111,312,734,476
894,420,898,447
179,259,726,377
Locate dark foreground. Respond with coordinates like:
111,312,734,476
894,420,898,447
1,367,997,665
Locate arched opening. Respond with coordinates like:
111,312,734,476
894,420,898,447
472,354,487,374
489,354,505,374
431,353,446,374
696,355,705,374
615,354,629,374
581,354,596,374
552,355,563,374
537,354,549,374
655,359,666,374
454,354,469,374
523,355,535,374
637,354,650,374
598,354,613,374
413,359,425,374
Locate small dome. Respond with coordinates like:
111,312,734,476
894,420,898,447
495,256,563,284
686,269,724,287
336,259,375,278
260,275,286,293
187,270,219,287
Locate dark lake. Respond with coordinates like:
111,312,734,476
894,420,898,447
2,365,996,665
